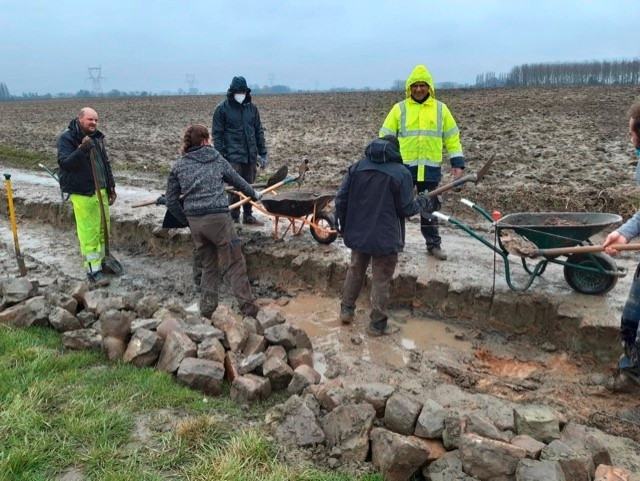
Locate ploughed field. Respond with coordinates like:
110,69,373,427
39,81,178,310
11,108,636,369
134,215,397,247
1,85,639,216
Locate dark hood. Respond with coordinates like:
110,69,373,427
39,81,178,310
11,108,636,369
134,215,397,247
227,76,251,93
66,117,104,142
364,138,403,164
184,145,219,164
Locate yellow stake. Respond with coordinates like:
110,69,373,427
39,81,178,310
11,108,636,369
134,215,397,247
3,173,27,276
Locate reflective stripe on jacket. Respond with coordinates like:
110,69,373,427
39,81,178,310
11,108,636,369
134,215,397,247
380,64,464,182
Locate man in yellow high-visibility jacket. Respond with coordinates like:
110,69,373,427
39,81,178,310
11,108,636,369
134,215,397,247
380,64,465,260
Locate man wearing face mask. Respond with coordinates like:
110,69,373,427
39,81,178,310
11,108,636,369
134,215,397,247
212,76,268,225
603,101,640,379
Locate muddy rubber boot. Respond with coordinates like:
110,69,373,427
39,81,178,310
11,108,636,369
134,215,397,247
367,322,400,337
243,214,263,226
428,247,448,261
200,290,218,319
339,305,355,324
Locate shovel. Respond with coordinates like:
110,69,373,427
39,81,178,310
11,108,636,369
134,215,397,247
515,243,640,259
3,173,28,276
89,151,123,275
131,165,289,209
228,160,308,211
426,154,495,198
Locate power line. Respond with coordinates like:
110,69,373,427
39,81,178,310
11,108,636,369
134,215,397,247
86,66,105,95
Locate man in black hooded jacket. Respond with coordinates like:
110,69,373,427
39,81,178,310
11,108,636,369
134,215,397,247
212,76,268,225
335,136,427,336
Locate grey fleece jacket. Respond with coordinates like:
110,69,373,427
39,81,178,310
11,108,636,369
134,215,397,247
618,210,640,241
165,145,257,226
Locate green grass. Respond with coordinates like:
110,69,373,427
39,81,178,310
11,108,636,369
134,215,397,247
0,145,56,168
0,326,381,481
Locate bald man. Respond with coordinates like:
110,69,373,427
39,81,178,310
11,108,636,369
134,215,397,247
58,107,117,282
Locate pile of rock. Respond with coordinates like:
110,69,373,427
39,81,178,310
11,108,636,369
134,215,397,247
266,382,631,481
0,277,322,402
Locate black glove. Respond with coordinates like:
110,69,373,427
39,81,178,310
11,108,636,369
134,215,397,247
156,195,167,206
79,138,95,152
251,192,263,202
422,193,441,214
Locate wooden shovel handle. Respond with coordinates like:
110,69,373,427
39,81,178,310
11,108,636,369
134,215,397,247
539,243,640,257
228,176,297,211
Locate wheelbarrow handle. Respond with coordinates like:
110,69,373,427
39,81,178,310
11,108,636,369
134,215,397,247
229,175,299,211
534,243,640,258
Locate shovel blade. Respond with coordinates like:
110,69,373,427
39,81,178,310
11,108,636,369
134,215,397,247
102,255,124,276
266,166,288,186
474,154,495,184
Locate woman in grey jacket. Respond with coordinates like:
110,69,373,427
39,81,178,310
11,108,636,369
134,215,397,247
603,102,640,374
165,124,261,319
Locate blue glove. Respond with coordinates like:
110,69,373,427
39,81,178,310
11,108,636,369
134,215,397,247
259,156,268,168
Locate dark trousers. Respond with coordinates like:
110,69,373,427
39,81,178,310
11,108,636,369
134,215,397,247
227,162,257,219
341,251,398,331
188,213,259,318
621,263,640,365
416,180,442,249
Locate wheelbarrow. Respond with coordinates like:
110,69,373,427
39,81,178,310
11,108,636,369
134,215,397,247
433,199,627,295
238,190,338,244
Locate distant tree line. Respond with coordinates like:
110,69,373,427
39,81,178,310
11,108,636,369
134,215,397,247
475,59,640,87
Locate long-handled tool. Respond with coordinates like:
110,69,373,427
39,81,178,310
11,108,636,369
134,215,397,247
88,151,123,275
426,154,495,198
131,165,289,209
3,173,28,276
512,242,640,259
228,160,308,211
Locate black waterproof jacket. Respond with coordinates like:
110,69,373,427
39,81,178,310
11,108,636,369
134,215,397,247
335,139,427,255
57,118,116,196
211,77,267,164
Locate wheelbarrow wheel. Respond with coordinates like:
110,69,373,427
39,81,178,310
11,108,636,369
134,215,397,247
311,211,338,245
563,252,618,295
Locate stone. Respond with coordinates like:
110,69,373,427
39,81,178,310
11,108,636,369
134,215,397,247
264,323,312,350
157,331,197,373
239,352,267,375
265,345,287,361
443,412,464,449
560,422,612,468
322,403,376,462
95,296,126,317
130,318,162,332
510,434,545,459
459,433,526,479
516,458,566,481
287,365,321,394
230,374,271,402
216,318,249,352
466,412,510,442
224,351,242,382
197,337,226,364
177,358,225,396
355,383,395,418
514,404,560,443
46,292,78,314
22,296,50,327
370,427,431,481
287,347,313,370
415,399,446,438
156,318,185,341
82,289,109,313
0,303,31,327
123,329,163,366
62,329,102,350
262,356,293,391
49,306,82,332
273,394,325,447
384,393,423,436
1,278,38,305
257,308,286,330
540,440,592,481
242,333,267,357
76,310,97,328
422,449,477,481
183,323,224,343
135,295,161,318
594,464,630,481
241,315,263,335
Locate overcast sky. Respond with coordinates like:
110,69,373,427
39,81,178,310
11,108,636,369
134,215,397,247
1,0,637,95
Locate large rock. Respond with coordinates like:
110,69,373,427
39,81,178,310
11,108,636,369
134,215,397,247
83,289,109,312
384,393,423,436
0,303,31,327
422,449,477,481
262,356,293,391
516,458,566,481
443,412,464,449
466,413,510,442
354,383,395,418
257,308,285,330
123,329,163,366
540,440,593,481
198,337,226,364
242,333,267,357
510,434,545,459
216,318,249,352
49,306,82,332
560,422,612,468
230,374,271,402
2,278,38,305
272,394,325,447
156,318,185,341
322,403,376,462
100,309,134,361
62,329,102,350
130,318,162,332
46,292,78,314
264,324,312,350
135,295,160,318
594,465,630,481
177,358,225,396
183,323,224,343
287,364,321,394
23,296,51,327
238,352,267,375
514,404,560,443
415,399,446,438
157,331,197,373
370,427,431,481
224,351,242,383
459,433,526,479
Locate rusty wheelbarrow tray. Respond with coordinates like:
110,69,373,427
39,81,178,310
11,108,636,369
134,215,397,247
248,191,338,244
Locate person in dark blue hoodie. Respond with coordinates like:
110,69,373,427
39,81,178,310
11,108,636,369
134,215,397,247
335,136,428,336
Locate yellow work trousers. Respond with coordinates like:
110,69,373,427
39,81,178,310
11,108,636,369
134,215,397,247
70,189,109,273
